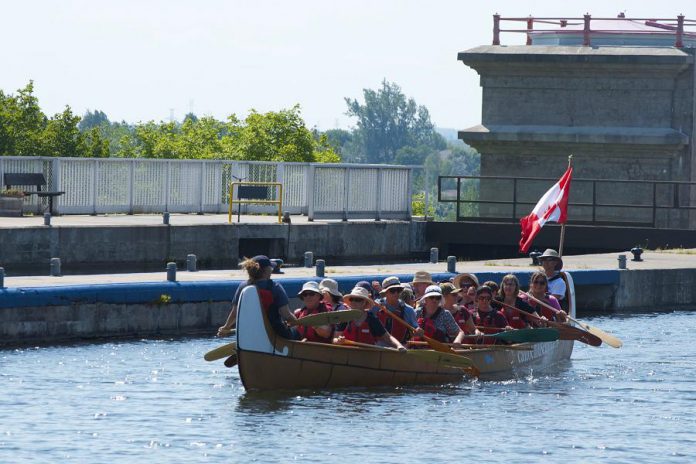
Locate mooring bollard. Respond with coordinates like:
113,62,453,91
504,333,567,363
430,247,439,264
186,254,197,272
0,267,5,288
447,256,456,273
44,213,51,226
529,251,542,266
163,212,170,225
167,262,177,281
316,259,325,277
50,258,61,276
304,251,314,268
618,254,627,270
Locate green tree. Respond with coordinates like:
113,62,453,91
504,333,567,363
39,107,86,157
78,110,109,131
232,105,316,162
345,80,445,164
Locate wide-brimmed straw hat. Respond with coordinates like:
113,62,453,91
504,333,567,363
380,276,405,295
343,286,374,307
411,271,434,285
452,273,479,290
539,249,563,270
297,281,322,297
319,278,342,298
419,284,443,301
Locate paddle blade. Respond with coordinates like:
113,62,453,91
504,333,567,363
556,325,602,347
571,318,623,348
204,342,237,362
223,353,238,368
493,328,560,344
297,309,363,327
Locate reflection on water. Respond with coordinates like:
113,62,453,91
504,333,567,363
2,312,696,463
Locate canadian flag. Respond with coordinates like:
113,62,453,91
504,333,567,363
519,166,573,253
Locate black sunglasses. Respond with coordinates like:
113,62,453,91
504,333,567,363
387,288,401,294
348,297,365,303
301,292,319,297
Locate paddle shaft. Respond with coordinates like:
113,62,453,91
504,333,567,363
378,305,457,354
407,340,533,351
523,292,622,348
494,299,601,347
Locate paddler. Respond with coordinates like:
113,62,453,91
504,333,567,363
375,276,417,344
538,249,566,302
294,281,334,343
414,285,467,344
217,255,300,340
494,274,537,329
440,282,478,335
333,287,407,351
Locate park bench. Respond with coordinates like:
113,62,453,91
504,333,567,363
3,173,65,215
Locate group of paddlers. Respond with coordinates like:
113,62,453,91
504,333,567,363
216,249,569,350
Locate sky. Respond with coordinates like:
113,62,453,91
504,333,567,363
1,0,693,131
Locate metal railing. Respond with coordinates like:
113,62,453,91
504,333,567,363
438,175,696,229
0,157,416,221
491,14,696,47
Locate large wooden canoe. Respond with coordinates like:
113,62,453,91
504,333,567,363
236,272,577,391
236,286,469,391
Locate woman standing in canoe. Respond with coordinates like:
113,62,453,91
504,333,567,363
494,274,537,329
217,255,300,340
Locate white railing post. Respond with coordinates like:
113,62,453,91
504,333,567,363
164,160,171,212
51,158,62,214
406,168,414,219
307,164,316,221
129,159,135,214
277,162,285,208
343,166,351,221
91,159,98,215
375,168,382,221
198,161,205,214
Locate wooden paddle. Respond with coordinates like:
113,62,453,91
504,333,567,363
341,339,478,374
523,292,623,348
223,353,238,368
408,340,533,351
204,341,237,362
493,299,602,347
297,309,364,327
378,305,457,354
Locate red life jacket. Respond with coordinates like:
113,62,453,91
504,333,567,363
527,295,561,321
450,306,472,332
377,303,410,343
294,303,333,344
474,309,508,329
258,287,274,314
343,316,376,345
416,308,448,342
504,310,527,329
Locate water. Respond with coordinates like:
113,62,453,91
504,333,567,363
1,312,695,463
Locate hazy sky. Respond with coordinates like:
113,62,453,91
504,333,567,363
2,1,692,130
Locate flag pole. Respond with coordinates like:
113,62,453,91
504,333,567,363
558,155,573,258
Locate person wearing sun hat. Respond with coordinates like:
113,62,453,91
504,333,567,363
217,255,300,339
538,249,566,301
440,282,478,335
414,285,466,344
293,281,334,343
375,276,417,343
333,287,407,351
319,278,348,312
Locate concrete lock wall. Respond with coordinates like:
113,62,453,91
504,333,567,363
5,268,690,346
458,45,696,228
0,221,426,275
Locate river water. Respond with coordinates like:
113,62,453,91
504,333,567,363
1,311,695,463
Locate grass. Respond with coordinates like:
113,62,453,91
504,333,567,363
653,248,696,255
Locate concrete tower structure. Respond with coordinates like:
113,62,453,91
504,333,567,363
458,15,696,228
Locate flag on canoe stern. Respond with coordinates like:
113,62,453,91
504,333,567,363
519,166,573,253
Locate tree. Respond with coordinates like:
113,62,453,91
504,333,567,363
78,110,109,131
345,80,445,164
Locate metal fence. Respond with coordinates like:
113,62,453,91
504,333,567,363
438,175,696,229
0,157,415,220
